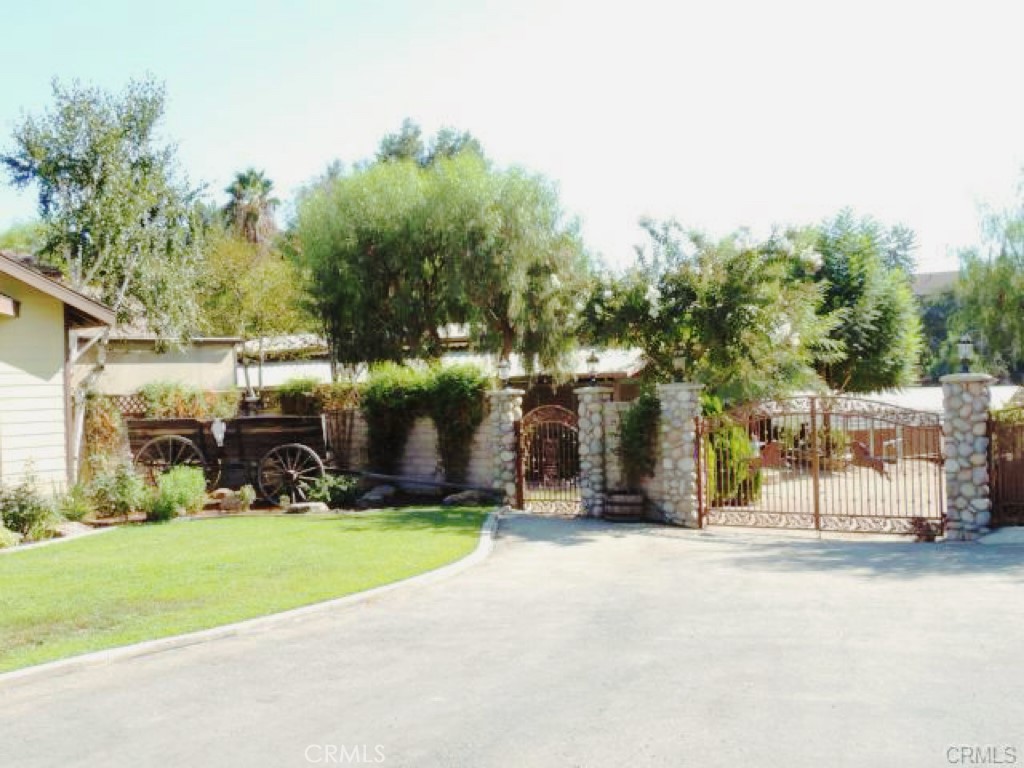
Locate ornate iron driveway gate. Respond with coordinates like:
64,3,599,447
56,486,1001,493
515,405,581,515
699,397,945,535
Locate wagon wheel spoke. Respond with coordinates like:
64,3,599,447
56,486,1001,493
134,435,211,487
258,443,325,505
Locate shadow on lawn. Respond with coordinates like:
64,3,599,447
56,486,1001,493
302,506,489,535
496,513,1024,580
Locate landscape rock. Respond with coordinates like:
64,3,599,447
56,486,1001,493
442,489,494,506
356,484,397,509
286,501,330,515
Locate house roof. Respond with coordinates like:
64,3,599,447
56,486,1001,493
0,250,115,328
912,270,957,298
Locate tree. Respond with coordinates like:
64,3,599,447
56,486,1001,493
812,211,923,392
580,219,841,404
376,118,483,167
952,192,1024,380
198,228,312,340
0,77,203,341
223,168,279,247
295,140,588,373
0,220,46,254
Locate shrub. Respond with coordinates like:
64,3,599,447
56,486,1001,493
57,484,96,522
145,493,179,523
238,484,257,511
307,474,361,509
155,466,207,517
0,476,61,541
88,463,149,518
706,420,762,506
83,392,128,469
618,391,661,489
0,525,22,549
361,364,432,474
277,376,321,398
312,381,360,411
278,377,322,415
428,365,488,483
137,380,239,420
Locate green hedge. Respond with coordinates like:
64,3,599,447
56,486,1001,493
361,363,488,481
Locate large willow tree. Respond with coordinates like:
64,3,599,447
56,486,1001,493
294,141,590,373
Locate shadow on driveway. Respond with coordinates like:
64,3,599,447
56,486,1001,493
498,512,1024,581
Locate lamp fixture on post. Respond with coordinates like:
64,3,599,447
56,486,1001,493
497,357,511,387
957,333,974,374
586,350,599,385
672,351,687,382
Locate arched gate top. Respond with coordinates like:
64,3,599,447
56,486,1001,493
522,405,578,430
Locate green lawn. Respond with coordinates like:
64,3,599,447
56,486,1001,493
0,507,488,673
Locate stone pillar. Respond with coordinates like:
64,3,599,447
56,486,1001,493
655,382,704,527
577,386,614,517
940,373,994,541
487,388,524,507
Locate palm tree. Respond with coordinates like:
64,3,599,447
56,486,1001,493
223,168,279,247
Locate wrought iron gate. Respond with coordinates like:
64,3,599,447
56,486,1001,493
990,407,1024,526
700,396,945,535
516,405,581,515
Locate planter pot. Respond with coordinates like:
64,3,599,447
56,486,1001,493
604,491,645,522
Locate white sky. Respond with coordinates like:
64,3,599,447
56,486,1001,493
2,0,1023,273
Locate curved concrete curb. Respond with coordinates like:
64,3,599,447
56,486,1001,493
0,525,115,556
0,509,501,688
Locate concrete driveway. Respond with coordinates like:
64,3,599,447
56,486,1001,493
2,514,1023,768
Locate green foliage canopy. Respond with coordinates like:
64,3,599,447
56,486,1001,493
0,78,203,340
295,142,589,373
953,189,1024,381
581,219,841,404
813,211,923,392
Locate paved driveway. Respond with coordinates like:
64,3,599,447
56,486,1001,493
3,514,1023,768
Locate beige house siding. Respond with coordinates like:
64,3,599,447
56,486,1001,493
0,277,68,491
76,341,238,394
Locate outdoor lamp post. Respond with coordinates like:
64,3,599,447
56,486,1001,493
672,351,687,382
586,351,599,385
957,333,974,374
497,357,511,386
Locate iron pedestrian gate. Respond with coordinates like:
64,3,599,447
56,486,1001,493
990,407,1024,526
699,396,946,535
515,405,581,515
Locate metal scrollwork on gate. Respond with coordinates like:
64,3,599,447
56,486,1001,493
700,395,946,535
519,405,581,513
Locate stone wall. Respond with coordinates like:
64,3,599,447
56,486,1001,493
325,407,493,492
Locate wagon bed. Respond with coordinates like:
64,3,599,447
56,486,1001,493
126,415,330,503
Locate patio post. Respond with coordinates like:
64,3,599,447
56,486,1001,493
577,386,614,517
654,382,704,527
940,373,994,540
487,387,525,507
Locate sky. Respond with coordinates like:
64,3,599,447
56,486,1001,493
2,0,1024,274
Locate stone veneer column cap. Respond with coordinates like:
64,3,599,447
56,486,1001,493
487,388,526,397
656,381,705,392
574,386,614,395
939,373,995,385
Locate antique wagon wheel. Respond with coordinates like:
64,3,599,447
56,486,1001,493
257,443,325,504
133,435,220,488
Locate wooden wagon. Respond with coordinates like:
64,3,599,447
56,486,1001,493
126,415,330,503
